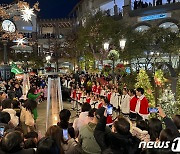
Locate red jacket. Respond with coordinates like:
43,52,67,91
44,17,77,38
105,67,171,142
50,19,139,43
107,115,113,125
138,97,149,115
107,92,111,102
92,85,97,93
77,92,82,101
130,96,138,112
98,102,103,109
86,97,91,103
95,86,101,95
71,90,76,99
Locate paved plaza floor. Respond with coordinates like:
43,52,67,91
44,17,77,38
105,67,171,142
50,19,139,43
36,101,77,136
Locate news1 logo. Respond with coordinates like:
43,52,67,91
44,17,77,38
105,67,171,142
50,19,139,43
139,137,180,152
171,137,180,152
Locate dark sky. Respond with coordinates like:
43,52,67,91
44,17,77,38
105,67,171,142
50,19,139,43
0,0,80,19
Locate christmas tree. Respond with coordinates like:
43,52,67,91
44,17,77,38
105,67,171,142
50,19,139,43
158,87,178,117
135,69,155,107
176,73,180,113
154,69,166,87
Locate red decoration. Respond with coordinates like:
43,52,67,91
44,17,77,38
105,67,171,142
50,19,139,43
116,63,125,69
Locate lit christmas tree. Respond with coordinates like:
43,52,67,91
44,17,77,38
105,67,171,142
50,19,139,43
158,86,178,117
135,69,155,107
154,69,166,87
176,73,180,113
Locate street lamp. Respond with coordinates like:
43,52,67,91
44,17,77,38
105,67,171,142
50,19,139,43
103,42,110,50
119,38,127,50
46,55,51,62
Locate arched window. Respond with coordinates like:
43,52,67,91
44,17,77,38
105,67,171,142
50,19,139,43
159,22,179,33
135,25,150,32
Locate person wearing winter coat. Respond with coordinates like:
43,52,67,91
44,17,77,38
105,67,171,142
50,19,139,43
121,88,130,116
20,99,37,134
110,88,119,110
62,138,82,154
158,107,180,137
94,108,141,154
173,115,180,134
27,87,41,120
79,108,110,154
1,99,19,127
73,103,92,137
131,120,150,143
14,83,23,99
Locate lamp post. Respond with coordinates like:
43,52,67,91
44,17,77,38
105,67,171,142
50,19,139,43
103,42,110,51
46,55,51,72
0,40,11,81
46,55,51,62
119,38,127,68
119,38,126,50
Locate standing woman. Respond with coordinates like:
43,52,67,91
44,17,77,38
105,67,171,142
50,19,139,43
20,99,37,134
27,87,41,121
0,91,7,110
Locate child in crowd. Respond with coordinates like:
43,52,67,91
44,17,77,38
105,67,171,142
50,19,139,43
43,85,48,100
39,86,44,102
95,82,101,95
98,96,113,126
86,93,92,104
110,88,119,110
91,81,97,94
100,85,106,97
70,87,76,110
106,88,112,102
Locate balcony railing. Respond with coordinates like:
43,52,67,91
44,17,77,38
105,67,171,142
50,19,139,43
101,7,123,16
38,33,64,39
131,0,180,11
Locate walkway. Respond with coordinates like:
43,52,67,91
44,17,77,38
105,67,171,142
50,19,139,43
36,100,77,136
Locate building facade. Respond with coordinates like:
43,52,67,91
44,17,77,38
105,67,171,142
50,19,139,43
37,18,73,72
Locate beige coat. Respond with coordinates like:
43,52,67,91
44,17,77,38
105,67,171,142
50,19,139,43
131,126,150,143
20,107,35,134
2,109,19,127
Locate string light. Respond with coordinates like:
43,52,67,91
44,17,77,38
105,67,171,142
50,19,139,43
14,38,27,46
21,6,34,22
0,1,40,40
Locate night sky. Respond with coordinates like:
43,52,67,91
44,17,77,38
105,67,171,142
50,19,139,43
0,0,80,19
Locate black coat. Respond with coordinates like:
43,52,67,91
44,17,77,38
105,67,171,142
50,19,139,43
14,88,23,99
94,116,141,154
0,148,35,154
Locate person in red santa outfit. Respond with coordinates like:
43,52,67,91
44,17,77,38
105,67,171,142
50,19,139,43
98,96,113,126
70,87,76,110
129,89,138,121
91,81,97,94
95,82,101,95
106,88,112,102
135,88,149,120
86,92,92,104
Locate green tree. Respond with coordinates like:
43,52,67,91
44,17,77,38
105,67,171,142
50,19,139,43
176,73,180,113
135,69,155,107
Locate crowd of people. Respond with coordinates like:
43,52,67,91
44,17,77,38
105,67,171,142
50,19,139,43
0,72,179,154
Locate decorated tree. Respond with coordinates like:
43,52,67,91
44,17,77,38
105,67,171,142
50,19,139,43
135,69,155,107
158,87,178,117
176,73,180,113
154,69,166,87
102,64,111,77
